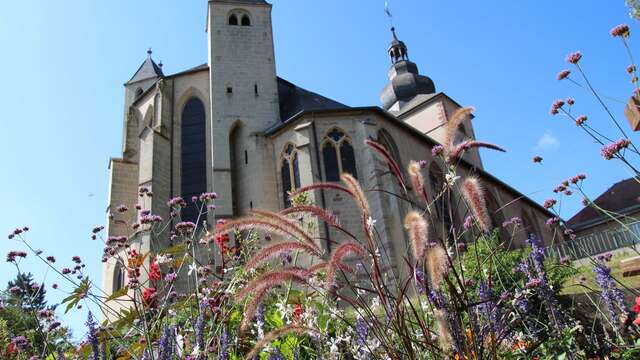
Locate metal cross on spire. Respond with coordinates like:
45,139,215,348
384,0,394,27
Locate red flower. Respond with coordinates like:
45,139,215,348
142,287,157,307
633,296,640,314
149,259,161,282
214,220,230,254
293,303,304,319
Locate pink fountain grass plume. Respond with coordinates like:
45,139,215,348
235,269,308,302
446,140,506,163
245,241,322,271
208,217,318,252
250,209,322,255
306,261,329,274
408,161,426,200
365,139,407,193
443,107,475,153
290,182,354,198
460,177,492,233
326,242,367,289
243,325,320,360
404,211,429,263
426,243,449,288
239,286,270,333
434,309,453,351
280,205,340,227
237,266,310,333
306,261,354,276
280,205,357,239
341,173,370,217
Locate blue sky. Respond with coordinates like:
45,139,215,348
0,0,638,338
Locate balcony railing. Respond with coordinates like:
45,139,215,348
543,222,640,260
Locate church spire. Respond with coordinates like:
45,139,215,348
388,27,409,63
379,25,435,111
126,48,164,85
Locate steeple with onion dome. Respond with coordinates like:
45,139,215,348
380,27,436,111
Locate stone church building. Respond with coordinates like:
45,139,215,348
102,0,557,310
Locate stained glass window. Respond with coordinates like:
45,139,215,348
321,128,357,181
280,144,301,208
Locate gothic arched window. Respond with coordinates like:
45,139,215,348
428,163,443,199
522,211,541,238
113,263,125,292
154,94,161,127
454,123,468,145
321,128,357,181
485,191,509,242
280,144,301,207
377,129,403,177
229,14,238,25
181,97,207,223
428,162,455,241
241,15,251,26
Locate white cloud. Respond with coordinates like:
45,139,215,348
535,131,559,151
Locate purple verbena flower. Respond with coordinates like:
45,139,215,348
610,24,630,37
167,197,187,209
431,145,444,157
556,69,571,80
199,192,218,202
550,99,565,115
11,336,29,351
566,51,582,64
175,221,196,235
601,139,632,160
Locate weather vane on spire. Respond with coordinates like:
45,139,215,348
384,0,394,27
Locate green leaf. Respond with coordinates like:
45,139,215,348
156,243,186,256
105,286,129,302
266,309,284,328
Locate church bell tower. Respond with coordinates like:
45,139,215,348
206,0,280,218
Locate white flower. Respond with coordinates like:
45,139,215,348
155,254,172,264
445,171,460,187
175,333,184,357
188,262,197,276
191,345,200,356
366,216,377,228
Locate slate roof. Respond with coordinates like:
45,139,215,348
164,64,348,122
276,77,349,121
210,0,268,4
127,57,164,85
262,105,557,219
165,63,209,79
566,177,640,230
